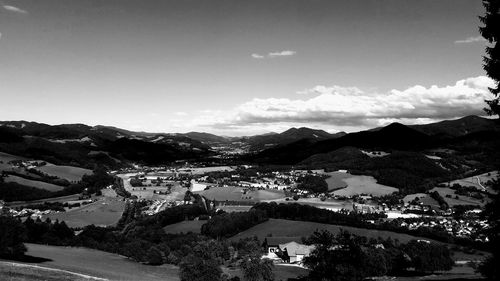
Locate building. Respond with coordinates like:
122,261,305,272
278,241,315,263
263,237,301,258
263,237,314,263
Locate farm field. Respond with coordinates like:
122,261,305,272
446,171,498,193
13,243,180,281
430,187,488,207
217,205,253,212
230,218,441,244
271,198,354,211
35,165,92,182
195,186,285,202
177,166,235,174
6,194,82,208
0,152,28,163
333,175,398,196
44,197,126,228
163,220,205,234
323,172,350,190
4,175,65,192
0,261,102,281
223,264,309,281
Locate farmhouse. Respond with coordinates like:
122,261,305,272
278,241,315,263
263,236,301,258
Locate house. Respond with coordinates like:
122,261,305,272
263,237,301,258
278,241,315,263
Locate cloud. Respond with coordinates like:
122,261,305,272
251,50,296,59
193,76,495,132
251,53,265,59
2,5,28,14
454,36,486,44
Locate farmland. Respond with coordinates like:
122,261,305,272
163,220,205,234
11,243,180,281
0,261,103,281
230,218,441,244
4,175,65,192
430,187,488,207
322,171,398,196
44,197,126,228
446,170,499,193
195,186,285,202
35,165,92,182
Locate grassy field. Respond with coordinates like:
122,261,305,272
163,220,205,234
195,186,285,202
324,172,350,191
44,197,126,228
446,171,499,193
430,187,488,207
0,152,28,163
223,264,309,281
230,218,441,244
333,175,398,196
4,175,65,192
0,261,103,281
9,243,180,281
35,165,92,182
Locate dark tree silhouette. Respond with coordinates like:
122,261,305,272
480,0,500,116
478,1,500,280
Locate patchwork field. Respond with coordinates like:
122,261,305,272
8,243,180,281
35,165,92,182
446,171,498,193
322,171,398,196
163,220,205,234
195,186,285,202
4,175,65,192
430,187,488,207
230,218,440,244
333,176,398,196
44,197,126,228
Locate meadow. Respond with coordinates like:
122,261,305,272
430,187,488,207
15,243,180,281
230,218,440,244
322,171,398,196
163,220,205,234
44,197,126,228
4,175,65,192
35,165,92,182
446,171,499,193
0,261,102,281
195,186,285,202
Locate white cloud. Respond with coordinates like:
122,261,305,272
251,53,265,59
454,36,486,44
268,50,296,57
3,5,28,14
251,50,296,59
193,76,495,132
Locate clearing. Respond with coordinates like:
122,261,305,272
4,175,65,192
163,220,205,234
35,165,92,182
195,186,285,202
44,197,126,228
1,243,180,281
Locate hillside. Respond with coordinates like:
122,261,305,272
411,115,500,138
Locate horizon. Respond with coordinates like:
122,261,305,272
0,114,493,137
0,0,495,136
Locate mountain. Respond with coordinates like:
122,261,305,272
251,122,434,164
0,121,212,168
183,132,230,144
410,115,500,138
242,127,345,151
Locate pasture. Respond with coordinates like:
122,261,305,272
0,261,101,281
195,186,285,202
324,172,350,191
163,220,205,234
430,187,488,207
44,197,126,228
4,175,65,192
35,165,92,182
0,152,28,163
17,243,180,281
446,171,499,193
333,175,398,196
230,218,440,244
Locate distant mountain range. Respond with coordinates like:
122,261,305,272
0,115,498,168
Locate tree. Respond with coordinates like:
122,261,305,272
179,255,222,281
480,0,500,116
478,2,500,279
0,216,27,259
241,257,274,281
403,240,453,273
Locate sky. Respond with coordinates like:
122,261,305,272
0,0,495,136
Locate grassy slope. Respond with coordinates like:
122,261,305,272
230,218,441,244
13,243,180,281
163,220,205,234
35,165,92,182
44,197,126,228
4,175,65,192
